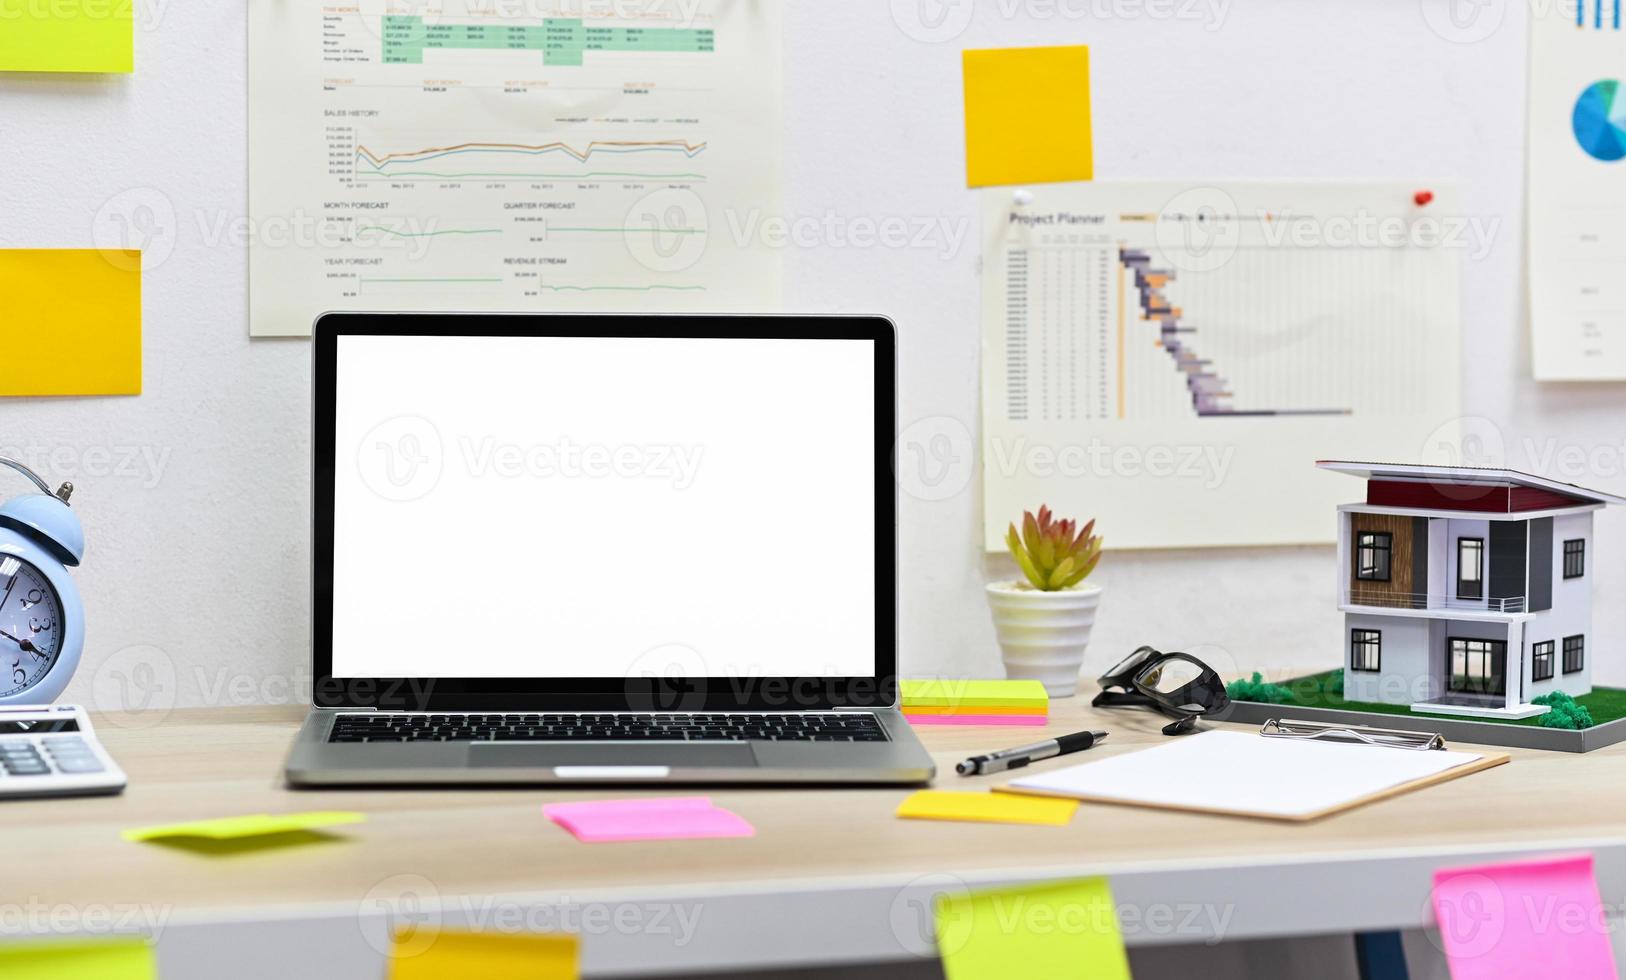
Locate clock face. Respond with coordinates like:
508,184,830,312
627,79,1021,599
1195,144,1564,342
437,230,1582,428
0,556,63,699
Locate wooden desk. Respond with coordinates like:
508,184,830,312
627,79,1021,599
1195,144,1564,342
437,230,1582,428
10,700,1626,978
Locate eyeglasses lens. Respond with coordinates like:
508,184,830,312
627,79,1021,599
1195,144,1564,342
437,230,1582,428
1139,657,1203,696
1106,647,1157,678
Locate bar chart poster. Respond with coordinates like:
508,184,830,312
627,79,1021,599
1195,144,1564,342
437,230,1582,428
1529,0,1626,379
247,0,781,336
980,182,1464,550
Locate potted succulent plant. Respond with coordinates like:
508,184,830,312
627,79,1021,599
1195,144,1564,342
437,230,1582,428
987,506,1104,697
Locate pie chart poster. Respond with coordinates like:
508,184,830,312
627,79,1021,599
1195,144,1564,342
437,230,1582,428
1529,4,1626,381
1574,79,1626,161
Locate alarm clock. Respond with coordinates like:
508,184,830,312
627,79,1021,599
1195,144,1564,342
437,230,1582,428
0,457,85,706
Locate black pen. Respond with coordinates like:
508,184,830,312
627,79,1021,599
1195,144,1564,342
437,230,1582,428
956,730,1108,776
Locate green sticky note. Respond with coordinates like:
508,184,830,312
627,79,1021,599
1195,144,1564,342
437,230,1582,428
0,0,134,73
122,811,365,842
0,938,155,980
936,877,1130,980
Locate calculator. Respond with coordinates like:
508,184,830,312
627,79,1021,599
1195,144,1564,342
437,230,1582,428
0,704,126,799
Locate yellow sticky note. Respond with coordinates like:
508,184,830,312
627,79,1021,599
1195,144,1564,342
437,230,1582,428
0,0,134,73
900,679,1049,711
898,790,1078,827
1,249,141,396
937,877,1130,980
962,46,1093,187
122,811,365,841
389,930,579,980
0,938,155,980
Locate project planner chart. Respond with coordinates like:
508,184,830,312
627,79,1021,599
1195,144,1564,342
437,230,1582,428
248,0,781,337
982,182,1463,550
1529,0,1626,379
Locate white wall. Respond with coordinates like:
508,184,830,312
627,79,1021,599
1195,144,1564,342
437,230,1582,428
1528,510,1596,696
1427,518,1449,599
1345,613,1433,705
4,1,1626,715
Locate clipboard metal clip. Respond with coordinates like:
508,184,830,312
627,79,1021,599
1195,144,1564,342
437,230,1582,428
1261,718,1446,752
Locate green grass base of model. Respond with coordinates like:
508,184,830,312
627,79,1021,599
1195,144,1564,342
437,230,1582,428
1227,670,1626,730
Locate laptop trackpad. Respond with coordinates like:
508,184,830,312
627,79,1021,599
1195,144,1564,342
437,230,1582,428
468,744,758,768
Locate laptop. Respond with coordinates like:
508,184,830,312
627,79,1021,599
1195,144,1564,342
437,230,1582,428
284,313,936,785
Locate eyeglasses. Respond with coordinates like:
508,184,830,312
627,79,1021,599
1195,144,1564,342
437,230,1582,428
1091,646,1231,735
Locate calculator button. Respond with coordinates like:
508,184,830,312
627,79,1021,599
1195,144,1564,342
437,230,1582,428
4,763,49,776
52,759,105,774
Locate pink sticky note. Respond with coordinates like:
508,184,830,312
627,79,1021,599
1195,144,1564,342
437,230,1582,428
904,713,1049,726
542,796,754,843
1432,853,1618,980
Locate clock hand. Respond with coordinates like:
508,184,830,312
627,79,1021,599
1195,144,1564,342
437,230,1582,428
0,628,39,654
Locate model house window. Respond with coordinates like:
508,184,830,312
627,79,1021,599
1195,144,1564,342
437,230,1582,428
1351,630,1381,672
1564,635,1586,674
1355,532,1392,581
1564,539,1586,579
1448,638,1506,696
1457,538,1484,600
1533,641,1555,682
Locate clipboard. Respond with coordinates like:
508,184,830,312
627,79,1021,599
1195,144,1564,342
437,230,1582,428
996,720,1511,823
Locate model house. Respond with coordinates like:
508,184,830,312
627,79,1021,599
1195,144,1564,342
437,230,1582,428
1321,461,1624,719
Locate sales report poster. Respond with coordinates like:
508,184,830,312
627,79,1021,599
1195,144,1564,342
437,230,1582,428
248,0,782,336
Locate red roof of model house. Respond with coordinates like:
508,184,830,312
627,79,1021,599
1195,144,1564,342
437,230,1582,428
1318,461,1626,514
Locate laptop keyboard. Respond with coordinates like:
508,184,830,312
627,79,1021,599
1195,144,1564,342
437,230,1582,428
326,713,888,743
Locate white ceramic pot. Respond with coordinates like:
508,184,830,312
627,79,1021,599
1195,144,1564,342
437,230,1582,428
985,582,1103,698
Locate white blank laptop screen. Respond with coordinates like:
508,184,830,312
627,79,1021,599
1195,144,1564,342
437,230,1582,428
329,334,877,679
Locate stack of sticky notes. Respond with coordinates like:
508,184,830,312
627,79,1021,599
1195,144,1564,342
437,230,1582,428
900,679,1049,727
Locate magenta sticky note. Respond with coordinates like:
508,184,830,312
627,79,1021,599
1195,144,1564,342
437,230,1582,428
542,796,754,843
1431,853,1618,980
904,713,1048,727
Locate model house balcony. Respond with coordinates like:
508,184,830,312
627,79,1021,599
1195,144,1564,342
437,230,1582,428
1341,589,1528,614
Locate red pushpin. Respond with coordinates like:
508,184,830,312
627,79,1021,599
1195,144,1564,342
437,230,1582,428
1414,190,1435,207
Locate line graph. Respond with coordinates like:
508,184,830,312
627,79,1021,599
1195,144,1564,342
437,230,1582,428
353,139,710,182
249,0,780,335
356,225,501,238
357,139,707,167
